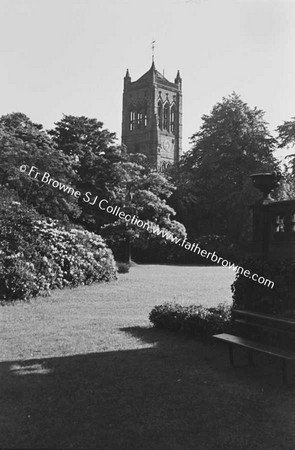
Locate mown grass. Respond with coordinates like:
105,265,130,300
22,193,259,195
1,265,234,361
1,265,295,449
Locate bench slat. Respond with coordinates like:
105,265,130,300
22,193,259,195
213,333,295,360
235,319,295,337
234,310,295,326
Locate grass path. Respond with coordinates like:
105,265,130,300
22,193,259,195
1,265,295,449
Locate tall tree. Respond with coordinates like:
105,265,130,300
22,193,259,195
277,117,295,174
50,115,127,226
101,167,186,262
276,117,295,199
171,93,278,245
277,117,295,149
49,114,117,160
51,115,139,229
50,115,186,259
0,113,78,221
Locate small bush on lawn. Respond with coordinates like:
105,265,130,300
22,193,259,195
116,262,130,274
0,199,117,302
149,303,187,331
149,302,232,337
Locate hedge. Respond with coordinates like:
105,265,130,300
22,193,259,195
149,302,232,337
231,257,295,315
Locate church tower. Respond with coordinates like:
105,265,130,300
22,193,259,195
121,62,182,171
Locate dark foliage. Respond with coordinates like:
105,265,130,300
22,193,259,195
0,113,78,222
116,262,130,274
170,93,278,246
149,302,232,337
231,257,295,315
132,234,241,265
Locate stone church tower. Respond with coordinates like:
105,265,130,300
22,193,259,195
121,62,182,171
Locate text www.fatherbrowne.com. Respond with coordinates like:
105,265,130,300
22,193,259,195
20,165,275,289
98,199,274,290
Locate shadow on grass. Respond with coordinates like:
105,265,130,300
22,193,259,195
1,327,294,450
120,325,181,346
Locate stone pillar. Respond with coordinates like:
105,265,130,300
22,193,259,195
250,172,295,260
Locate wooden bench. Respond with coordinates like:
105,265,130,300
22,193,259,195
214,309,295,384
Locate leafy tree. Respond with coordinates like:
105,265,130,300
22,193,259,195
277,117,295,174
275,117,295,199
277,117,295,148
50,115,186,261
50,115,130,227
0,113,78,221
101,167,186,262
171,93,278,245
49,114,117,160
0,112,186,263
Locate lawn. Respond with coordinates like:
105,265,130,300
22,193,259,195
1,265,295,449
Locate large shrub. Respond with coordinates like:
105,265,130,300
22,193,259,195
231,257,295,315
149,302,232,337
0,198,117,302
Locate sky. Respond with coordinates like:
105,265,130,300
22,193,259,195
1,0,295,161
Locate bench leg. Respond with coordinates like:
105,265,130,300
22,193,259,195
248,350,255,367
228,343,234,367
282,360,288,385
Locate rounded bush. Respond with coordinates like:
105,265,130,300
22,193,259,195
116,262,130,274
149,302,232,336
0,200,117,302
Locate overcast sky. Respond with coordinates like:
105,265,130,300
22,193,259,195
1,0,294,160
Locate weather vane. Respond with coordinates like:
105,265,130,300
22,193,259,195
151,40,156,63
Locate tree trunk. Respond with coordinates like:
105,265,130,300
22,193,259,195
124,237,131,263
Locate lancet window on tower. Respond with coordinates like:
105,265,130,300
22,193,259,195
129,109,136,131
143,103,148,127
170,105,176,133
163,103,170,131
158,101,163,130
137,111,143,129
